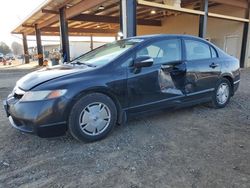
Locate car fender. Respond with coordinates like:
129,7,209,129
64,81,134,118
64,85,124,126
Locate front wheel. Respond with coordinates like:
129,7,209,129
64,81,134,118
68,93,117,142
211,78,232,108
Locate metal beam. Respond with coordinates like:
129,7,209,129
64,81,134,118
240,1,250,68
22,24,34,28
208,13,249,22
38,0,107,29
67,0,107,19
138,0,248,24
199,0,208,38
39,32,116,37
41,9,59,14
37,0,75,29
22,33,29,64
59,7,70,63
30,29,117,36
35,24,44,66
38,15,59,29
90,35,94,50
93,2,119,15
137,0,205,15
41,27,117,34
121,0,137,38
70,14,161,26
119,0,123,34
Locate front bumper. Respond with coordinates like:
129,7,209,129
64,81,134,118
3,96,69,138
233,79,240,94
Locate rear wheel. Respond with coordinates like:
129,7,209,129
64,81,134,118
68,93,117,142
211,78,231,108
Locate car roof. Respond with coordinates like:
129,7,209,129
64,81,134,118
129,34,207,42
128,34,229,58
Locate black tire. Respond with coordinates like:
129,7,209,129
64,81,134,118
68,93,117,142
211,78,232,108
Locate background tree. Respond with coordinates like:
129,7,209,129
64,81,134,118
0,42,11,54
11,42,23,55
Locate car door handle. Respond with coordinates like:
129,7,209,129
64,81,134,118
161,64,172,69
209,63,219,68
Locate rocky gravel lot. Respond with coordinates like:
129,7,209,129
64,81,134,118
0,67,249,188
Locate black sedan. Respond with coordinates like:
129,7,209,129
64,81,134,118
3,35,240,142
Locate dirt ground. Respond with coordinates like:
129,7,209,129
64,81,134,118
0,67,249,188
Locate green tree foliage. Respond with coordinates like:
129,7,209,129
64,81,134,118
0,42,11,55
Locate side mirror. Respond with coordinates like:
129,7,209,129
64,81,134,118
134,56,153,68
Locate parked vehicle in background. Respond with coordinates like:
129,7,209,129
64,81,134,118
5,53,15,60
3,35,240,142
17,55,23,59
0,53,4,62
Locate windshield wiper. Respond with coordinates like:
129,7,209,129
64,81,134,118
71,61,96,67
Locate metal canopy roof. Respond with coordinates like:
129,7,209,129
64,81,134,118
12,0,248,37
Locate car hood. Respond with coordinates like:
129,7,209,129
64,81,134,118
17,64,93,90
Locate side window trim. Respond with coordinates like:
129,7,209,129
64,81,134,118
210,46,218,59
181,38,186,61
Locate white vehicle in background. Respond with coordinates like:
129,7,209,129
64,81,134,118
5,53,15,60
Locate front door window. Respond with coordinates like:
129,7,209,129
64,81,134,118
136,39,182,65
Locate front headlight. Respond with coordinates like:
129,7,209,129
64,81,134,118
13,86,25,95
20,89,67,102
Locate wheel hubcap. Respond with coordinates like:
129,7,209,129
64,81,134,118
79,102,111,136
216,83,229,105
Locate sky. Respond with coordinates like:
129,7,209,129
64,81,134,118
0,0,115,49
0,0,45,46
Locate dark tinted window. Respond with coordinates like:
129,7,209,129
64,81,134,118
210,46,218,58
185,40,211,60
136,39,182,64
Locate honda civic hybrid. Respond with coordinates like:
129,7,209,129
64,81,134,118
3,35,240,142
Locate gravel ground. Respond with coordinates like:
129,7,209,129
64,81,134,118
0,67,249,188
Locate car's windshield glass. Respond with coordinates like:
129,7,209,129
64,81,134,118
71,39,143,67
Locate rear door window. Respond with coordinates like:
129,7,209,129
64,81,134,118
185,40,211,60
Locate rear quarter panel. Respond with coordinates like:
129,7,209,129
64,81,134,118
220,56,240,83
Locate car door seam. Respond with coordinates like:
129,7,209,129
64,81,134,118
125,88,214,110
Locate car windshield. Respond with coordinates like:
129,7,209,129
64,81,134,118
71,39,143,67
